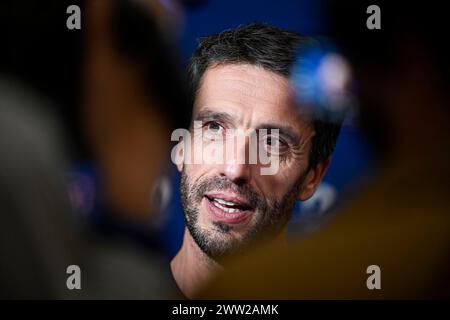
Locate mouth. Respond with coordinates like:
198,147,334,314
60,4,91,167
203,193,254,225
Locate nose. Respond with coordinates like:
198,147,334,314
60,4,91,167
219,135,251,185
220,161,251,185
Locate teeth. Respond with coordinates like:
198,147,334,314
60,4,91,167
212,199,242,213
214,198,238,206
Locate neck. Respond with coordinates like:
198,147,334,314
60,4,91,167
170,229,222,298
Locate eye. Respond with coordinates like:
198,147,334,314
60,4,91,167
203,121,225,140
265,136,276,146
262,135,288,155
207,122,221,131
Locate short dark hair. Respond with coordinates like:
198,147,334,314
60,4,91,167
188,22,342,169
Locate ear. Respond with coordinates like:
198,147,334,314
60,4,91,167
174,140,185,172
298,156,331,201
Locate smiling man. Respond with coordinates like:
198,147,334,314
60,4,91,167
170,23,342,298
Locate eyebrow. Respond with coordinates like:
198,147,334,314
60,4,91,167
193,108,235,125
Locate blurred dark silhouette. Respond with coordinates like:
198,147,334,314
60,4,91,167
199,0,450,299
0,0,190,298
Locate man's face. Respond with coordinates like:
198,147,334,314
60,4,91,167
178,63,318,260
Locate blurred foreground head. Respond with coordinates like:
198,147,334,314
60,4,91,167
1,0,191,220
83,0,190,220
0,0,190,298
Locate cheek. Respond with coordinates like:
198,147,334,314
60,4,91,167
255,163,305,199
202,140,227,164
183,164,214,202
197,198,210,224
183,163,204,180
253,174,284,201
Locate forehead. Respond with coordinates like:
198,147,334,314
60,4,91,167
194,63,309,130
